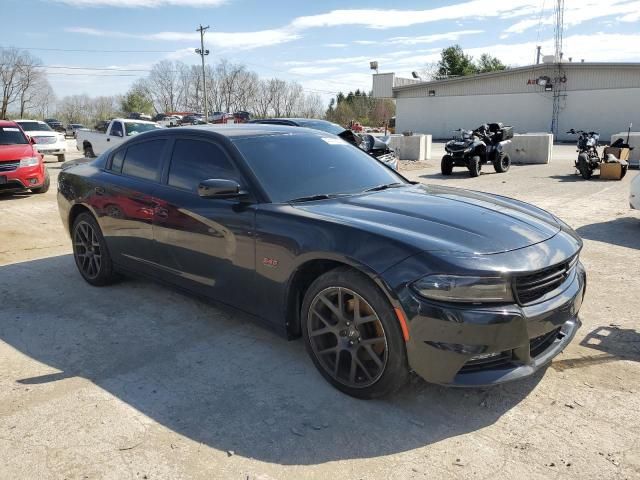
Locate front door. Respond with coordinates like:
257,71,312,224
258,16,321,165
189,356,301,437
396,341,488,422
152,137,257,312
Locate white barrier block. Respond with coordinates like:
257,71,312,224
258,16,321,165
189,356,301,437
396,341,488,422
504,133,554,164
611,132,640,167
388,134,432,161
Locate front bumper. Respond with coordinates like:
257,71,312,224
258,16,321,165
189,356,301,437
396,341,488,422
402,263,586,386
0,164,46,191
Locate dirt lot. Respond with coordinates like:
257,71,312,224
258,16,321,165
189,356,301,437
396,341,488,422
1,141,639,479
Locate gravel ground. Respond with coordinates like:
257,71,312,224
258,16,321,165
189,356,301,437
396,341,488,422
0,140,638,479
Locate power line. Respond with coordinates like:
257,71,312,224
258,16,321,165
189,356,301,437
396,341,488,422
0,45,175,53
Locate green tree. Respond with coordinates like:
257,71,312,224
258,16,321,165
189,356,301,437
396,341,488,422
120,87,153,115
477,53,507,73
437,44,477,77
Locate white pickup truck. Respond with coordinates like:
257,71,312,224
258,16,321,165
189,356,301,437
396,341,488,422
76,118,162,157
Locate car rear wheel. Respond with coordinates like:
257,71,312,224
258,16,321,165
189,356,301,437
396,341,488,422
301,267,408,399
57,154,66,163
84,145,95,158
469,155,481,177
441,155,454,175
72,213,118,286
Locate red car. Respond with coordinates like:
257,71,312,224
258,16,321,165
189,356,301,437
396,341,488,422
0,120,49,194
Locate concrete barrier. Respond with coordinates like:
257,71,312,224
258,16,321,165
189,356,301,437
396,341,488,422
388,134,432,161
504,133,554,164
611,132,640,167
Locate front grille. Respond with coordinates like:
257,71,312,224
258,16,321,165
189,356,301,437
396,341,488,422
459,328,564,374
34,136,56,144
530,327,562,357
0,160,19,172
459,351,513,373
515,256,577,305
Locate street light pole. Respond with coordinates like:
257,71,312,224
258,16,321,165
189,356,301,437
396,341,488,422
196,24,210,122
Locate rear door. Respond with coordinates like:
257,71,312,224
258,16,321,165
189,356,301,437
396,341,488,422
151,136,257,310
92,137,168,275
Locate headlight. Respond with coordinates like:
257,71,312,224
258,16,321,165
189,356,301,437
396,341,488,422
412,275,514,303
19,156,40,167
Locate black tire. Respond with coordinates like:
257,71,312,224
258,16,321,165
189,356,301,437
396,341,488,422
57,154,66,163
621,164,628,179
441,155,454,175
301,267,409,399
493,153,511,173
31,169,50,194
83,144,95,158
578,153,593,180
469,155,481,177
72,212,118,286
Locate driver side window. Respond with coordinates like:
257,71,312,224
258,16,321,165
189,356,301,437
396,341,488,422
168,139,241,192
110,122,123,137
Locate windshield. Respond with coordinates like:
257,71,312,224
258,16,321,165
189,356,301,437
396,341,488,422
296,120,346,135
0,126,28,145
125,122,161,136
17,121,52,132
232,132,406,203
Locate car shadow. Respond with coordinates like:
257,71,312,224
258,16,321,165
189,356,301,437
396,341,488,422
551,325,640,371
1,255,543,465
576,217,640,250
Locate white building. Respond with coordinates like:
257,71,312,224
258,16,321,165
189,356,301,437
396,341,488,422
372,61,640,141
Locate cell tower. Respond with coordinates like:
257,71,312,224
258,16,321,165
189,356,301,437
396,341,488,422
550,0,565,135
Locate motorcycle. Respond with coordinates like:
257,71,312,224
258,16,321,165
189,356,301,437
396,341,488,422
567,129,601,180
442,123,513,177
339,129,399,171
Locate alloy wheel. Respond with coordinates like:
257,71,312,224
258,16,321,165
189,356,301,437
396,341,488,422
307,287,388,388
74,220,102,279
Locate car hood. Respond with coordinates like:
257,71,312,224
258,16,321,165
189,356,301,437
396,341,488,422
293,184,561,255
0,144,36,160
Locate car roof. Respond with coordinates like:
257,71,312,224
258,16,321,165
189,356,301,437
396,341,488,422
132,123,325,140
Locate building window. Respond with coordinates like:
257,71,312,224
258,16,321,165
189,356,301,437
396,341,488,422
428,90,436,96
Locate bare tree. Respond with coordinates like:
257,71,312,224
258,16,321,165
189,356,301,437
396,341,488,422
0,47,43,118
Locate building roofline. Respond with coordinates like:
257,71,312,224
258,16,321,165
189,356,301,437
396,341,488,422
392,62,640,91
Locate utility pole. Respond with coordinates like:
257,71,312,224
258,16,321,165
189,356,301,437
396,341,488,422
536,45,541,64
195,25,210,121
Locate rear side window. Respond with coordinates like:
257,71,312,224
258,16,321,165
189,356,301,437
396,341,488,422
121,140,166,181
111,149,125,172
168,139,239,192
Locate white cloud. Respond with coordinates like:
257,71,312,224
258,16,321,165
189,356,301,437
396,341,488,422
502,0,640,37
52,0,226,7
386,30,483,45
289,66,340,75
324,43,348,48
64,27,299,50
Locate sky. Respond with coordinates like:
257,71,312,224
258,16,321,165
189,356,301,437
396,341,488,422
3,0,640,103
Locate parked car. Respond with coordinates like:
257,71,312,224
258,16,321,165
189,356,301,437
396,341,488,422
0,121,49,194
209,111,225,122
44,118,65,133
58,124,585,399
65,123,86,138
157,115,182,128
250,118,399,170
233,111,251,123
127,112,152,121
15,119,67,162
76,118,161,157
181,114,207,125
631,172,640,210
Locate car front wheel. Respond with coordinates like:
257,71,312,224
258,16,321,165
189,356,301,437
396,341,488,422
72,213,118,286
301,267,408,399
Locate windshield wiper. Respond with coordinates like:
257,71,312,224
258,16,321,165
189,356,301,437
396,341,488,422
363,182,405,193
289,194,334,203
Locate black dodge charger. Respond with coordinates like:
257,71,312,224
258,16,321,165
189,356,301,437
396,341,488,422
57,125,586,398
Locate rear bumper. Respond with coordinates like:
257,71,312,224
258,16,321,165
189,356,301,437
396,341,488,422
402,263,586,386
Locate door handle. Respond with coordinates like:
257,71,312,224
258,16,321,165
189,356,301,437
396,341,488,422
94,186,105,196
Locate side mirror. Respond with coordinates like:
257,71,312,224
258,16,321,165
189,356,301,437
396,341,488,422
198,179,244,199
29,136,36,144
